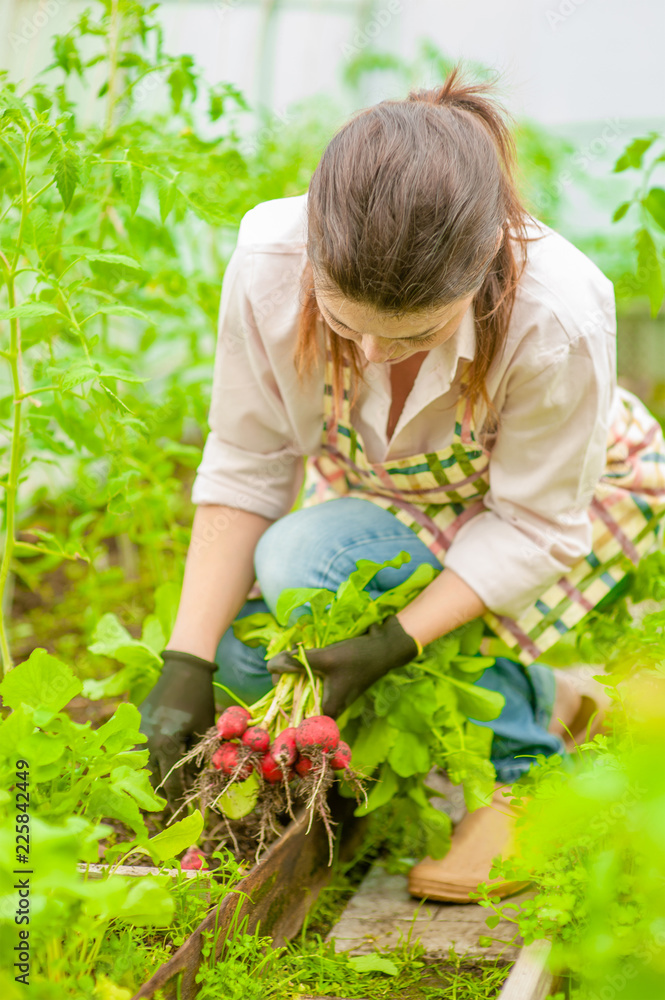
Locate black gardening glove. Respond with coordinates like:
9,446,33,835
138,649,216,810
267,615,420,718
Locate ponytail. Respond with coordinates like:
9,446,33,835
297,64,536,417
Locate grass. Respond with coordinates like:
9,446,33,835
190,837,512,1000
195,928,512,1000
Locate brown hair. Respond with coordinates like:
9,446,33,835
296,66,536,413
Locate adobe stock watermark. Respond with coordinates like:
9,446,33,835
115,68,172,123
531,119,627,217
341,0,403,61
8,0,72,53
221,255,304,357
545,0,589,30
190,450,301,555
211,0,244,23
244,108,293,156
615,243,663,302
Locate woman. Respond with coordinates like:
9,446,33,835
139,71,665,901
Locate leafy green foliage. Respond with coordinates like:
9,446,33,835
474,676,665,1000
194,917,511,1000
0,653,243,998
234,553,501,857
610,132,665,316
83,581,179,702
0,649,165,841
545,551,665,681
234,552,438,654
0,0,332,674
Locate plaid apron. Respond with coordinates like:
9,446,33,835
301,356,665,666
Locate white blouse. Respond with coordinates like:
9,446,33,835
191,194,619,619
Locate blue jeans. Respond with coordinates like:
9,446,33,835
214,497,565,783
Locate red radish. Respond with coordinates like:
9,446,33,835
330,740,352,771
212,742,253,780
260,752,285,785
295,716,340,755
216,706,251,740
272,727,297,766
295,756,313,777
181,846,207,870
241,727,271,754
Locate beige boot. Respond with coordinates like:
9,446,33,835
408,669,609,903
408,784,529,903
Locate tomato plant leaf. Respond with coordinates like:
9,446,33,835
635,227,665,317
158,177,177,222
0,302,62,320
58,361,99,390
97,365,149,384
613,136,655,172
643,187,665,232
53,143,80,208
612,201,631,223
85,251,149,281
90,304,151,321
114,160,142,215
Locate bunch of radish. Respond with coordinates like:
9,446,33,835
213,708,351,780
169,667,365,864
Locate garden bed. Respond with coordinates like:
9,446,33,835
125,807,555,1000
131,794,364,999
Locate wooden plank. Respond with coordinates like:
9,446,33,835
131,794,362,1000
499,940,553,1000
77,862,208,882
328,866,523,960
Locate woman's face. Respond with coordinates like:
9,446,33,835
314,286,475,365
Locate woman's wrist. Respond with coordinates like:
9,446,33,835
165,630,219,662
396,567,486,648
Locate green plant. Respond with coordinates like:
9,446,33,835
544,550,665,681
195,913,511,1000
0,0,333,677
0,652,247,997
474,675,665,1000
82,580,179,702
611,132,665,317
231,552,501,860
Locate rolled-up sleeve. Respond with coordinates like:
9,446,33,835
190,245,304,519
444,317,615,617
